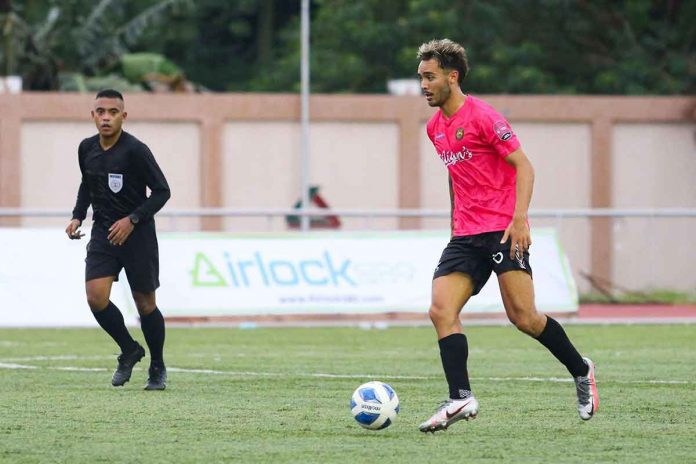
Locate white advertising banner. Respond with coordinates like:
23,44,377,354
0,228,137,327
0,228,576,326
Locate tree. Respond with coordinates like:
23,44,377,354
252,0,694,94
0,0,193,90
2,1,693,94
134,0,301,91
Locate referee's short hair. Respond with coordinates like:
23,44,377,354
95,89,124,101
417,39,469,85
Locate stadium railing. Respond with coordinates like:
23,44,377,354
1,207,694,222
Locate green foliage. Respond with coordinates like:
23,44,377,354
1,0,693,93
255,0,694,94
120,52,182,82
0,0,193,90
58,71,144,92
0,325,695,463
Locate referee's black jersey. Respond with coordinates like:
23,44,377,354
71,131,171,227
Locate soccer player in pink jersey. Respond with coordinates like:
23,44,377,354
415,39,599,433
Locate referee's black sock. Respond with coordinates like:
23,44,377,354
535,316,588,377
439,333,472,400
92,301,138,354
140,307,165,367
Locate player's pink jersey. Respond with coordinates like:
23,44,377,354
427,95,521,236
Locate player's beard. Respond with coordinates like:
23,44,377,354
435,84,451,108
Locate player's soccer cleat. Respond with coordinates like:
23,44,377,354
574,357,599,420
418,396,479,433
111,343,145,387
144,365,167,391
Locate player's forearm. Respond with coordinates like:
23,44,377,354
132,188,171,223
513,159,534,219
71,180,90,221
132,152,171,222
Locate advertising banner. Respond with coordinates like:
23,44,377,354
0,228,577,326
0,229,136,327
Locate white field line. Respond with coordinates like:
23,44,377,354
53,366,108,372
0,358,692,385
0,355,113,362
0,362,37,369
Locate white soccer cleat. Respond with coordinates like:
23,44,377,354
418,396,479,433
574,357,599,420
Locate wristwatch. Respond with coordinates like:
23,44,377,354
128,213,140,225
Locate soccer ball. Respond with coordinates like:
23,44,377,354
350,381,400,430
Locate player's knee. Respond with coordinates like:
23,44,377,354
511,318,535,335
508,312,541,336
135,303,155,317
132,293,156,316
86,293,108,312
428,302,456,326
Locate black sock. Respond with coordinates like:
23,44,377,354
439,333,472,399
535,317,588,377
92,301,138,354
140,307,166,367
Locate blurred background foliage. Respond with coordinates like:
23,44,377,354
0,0,693,94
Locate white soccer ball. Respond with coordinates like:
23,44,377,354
350,381,400,430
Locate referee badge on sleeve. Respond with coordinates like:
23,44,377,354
108,173,123,193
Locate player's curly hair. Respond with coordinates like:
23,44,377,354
417,39,469,85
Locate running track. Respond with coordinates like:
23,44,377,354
166,304,696,327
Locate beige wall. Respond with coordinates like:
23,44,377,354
19,121,201,231
20,122,92,227
128,122,201,231
613,123,695,207
516,123,593,292
611,123,696,290
223,121,399,231
1,93,694,292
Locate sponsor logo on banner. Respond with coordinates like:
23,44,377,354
191,251,357,288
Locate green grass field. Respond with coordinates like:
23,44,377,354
1,324,694,463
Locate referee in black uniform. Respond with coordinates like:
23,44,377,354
65,89,171,390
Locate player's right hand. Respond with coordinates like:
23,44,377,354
65,219,85,240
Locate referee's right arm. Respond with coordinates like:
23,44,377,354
72,143,90,223
67,143,89,239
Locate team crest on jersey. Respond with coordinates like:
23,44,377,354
455,127,464,140
493,121,513,141
108,173,123,193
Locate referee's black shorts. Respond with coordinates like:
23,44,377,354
433,230,532,295
85,222,160,293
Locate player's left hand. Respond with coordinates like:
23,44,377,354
108,217,135,246
500,216,531,259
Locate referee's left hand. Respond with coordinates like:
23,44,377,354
108,217,135,246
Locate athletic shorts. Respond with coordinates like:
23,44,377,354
85,222,160,293
433,230,532,295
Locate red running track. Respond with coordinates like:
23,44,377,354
564,304,696,324
579,304,696,319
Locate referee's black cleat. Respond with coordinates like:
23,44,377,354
111,343,145,387
144,365,167,391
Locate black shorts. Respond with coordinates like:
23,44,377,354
85,222,160,293
433,231,532,295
